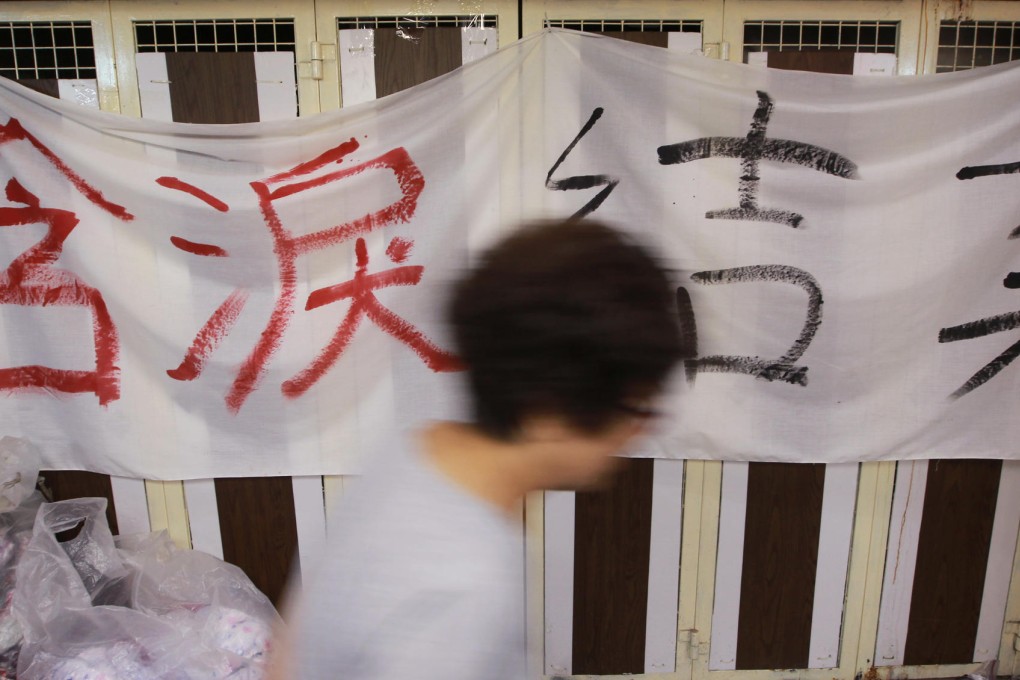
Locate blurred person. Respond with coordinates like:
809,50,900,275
269,219,685,680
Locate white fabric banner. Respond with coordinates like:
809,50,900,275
1,30,1018,478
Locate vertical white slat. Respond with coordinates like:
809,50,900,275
57,79,100,108
809,464,860,668
254,51,298,121
645,459,685,673
131,50,193,549
853,52,898,76
338,29,376,107
135,52,174,122
109,476,150,535
462,27,498,64
874,460,929,666
667,31,704,55
183,479,223,559
709,461,749,671
974,461,1020,661
57,77,154,539
291,475,327,585
544,490,575,676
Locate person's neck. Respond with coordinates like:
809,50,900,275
419,421,544,516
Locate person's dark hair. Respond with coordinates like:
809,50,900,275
449,219,685,440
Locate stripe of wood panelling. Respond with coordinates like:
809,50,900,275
644,459,685,674
16,78,59,98
166,51,259,124
709,461,749,671
40,470,120,534
975,461,1020,661
544,490,575,676
373,27,462,99
736,462,825,670
338,29,376,106
766,50,857,75
167,51,298,610
215,476,299,608
598,31,669,47
109,476,151,535
875,460,928,666
253,51,297,121
184,479,223,559
291,476,327,584
808,464,859,669
461,26,498,63
572,458,654,675
903,460,1002,666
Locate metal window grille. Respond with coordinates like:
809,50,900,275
543,19,702,33
337,16,497,31
0,21,96,80
134,18,296,53
937,21,1020,72
743,20,898,62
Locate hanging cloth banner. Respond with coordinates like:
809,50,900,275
1,30,1018,478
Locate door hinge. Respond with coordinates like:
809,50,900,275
300,41,336,80
702,42,730,60
680,628,706,659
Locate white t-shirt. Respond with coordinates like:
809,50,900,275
290,429,526,680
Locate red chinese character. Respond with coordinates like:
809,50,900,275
0,118,133,404
0,179,120,403
282,236,461,398
158,176,249,383
162,138,460,412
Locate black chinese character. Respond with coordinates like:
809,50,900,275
939,159,1020,398
546,107,619,218
677,265,823,386
658,91,858,227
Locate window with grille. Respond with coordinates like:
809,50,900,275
544,18,702,34
743,20,898,62
937,21,1020,72
337,16,497,31
0,21,95,80
134,18,295,53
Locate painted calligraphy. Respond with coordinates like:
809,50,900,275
282,236,460,398
939,160,1020,398
161,137,459,412
658,91,858,227
676,266,823,386
663,91,855,385
0,118,133,404
546,107,619,218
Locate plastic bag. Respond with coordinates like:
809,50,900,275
0,437,41,512
13,498,279,679
0,437,45,678
118,531,277,677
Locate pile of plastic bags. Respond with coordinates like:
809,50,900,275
0,438,280,679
